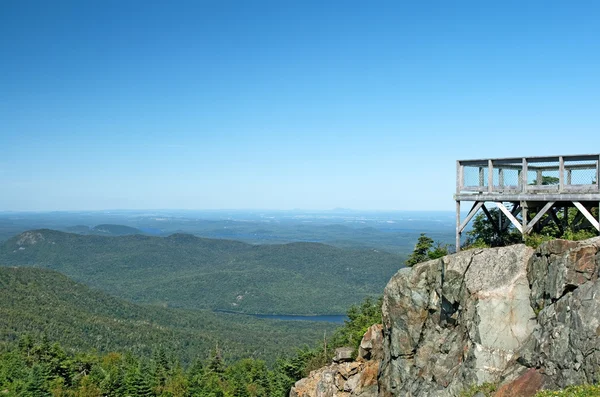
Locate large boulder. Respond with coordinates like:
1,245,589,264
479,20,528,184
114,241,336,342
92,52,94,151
379,244,536,396
292,237,600,397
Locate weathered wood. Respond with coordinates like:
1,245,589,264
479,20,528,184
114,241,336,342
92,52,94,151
597,155,600,191
456,161,462,194
488,160,493,193
459,201,484,233
496,202,523,233
573,202,600,231
524,201,555,234
479,167,484,188
522,158,528,193
456,201,461,252
455,192,600,202
559,156,564,192
456,155,600,245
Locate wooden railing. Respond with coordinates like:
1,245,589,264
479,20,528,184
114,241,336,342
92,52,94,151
457,154,600,195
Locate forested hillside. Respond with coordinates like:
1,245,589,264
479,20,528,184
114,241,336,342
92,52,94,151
0,267,335,365
0,229,402,314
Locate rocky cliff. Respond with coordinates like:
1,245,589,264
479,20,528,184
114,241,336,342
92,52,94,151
293,237,600,397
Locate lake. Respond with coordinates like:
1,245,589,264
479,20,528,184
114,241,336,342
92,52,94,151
216,310,347,324
251,314,348,324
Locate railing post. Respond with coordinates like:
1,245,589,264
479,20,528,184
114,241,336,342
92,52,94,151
488,159,493,193
597,155,600,190
479,167,484,191
522,158,528,193
559,156,564,192
499,168,504,188
456,161,462,194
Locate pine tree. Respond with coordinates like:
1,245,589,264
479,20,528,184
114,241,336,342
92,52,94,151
23,364,50,397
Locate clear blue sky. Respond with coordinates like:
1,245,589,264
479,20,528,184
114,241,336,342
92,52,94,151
1,1,599,211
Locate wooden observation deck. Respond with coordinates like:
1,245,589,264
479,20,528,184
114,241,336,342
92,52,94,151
455,154,600,251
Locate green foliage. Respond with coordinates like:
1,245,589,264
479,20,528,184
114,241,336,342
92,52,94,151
535,384,600,396
0,267,336,365
0,295,381,397
524,233,556,249
331,297,382,352
280,296,383,377
0,335,295,397
0,229,402,315
464,208,522,249
458,382,497,397
464,206,599,249
405,233,449,267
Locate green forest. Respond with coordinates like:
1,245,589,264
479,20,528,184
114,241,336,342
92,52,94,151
0,266,383,397
0,267,336,365
0,229,402,315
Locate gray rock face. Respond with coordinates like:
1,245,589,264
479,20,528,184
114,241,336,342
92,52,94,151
291,237,600,397
379,237,600,396
501,237,600,392
334,347,355,363
379,244,537,396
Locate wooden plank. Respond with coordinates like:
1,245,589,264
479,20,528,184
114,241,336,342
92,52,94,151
479,167,484,188
559,156,564,192
597,155,600,191
488,160,493,193
496,202,523,233
573,202,600,231
524,201,555,234
522,202,528,236
522,158,528,193
459,154,600,165
454,192,600,202
459,201,483,233
456,161,463,193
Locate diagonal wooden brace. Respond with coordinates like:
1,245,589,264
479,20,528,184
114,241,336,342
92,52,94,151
524,201,555,234
573,202,600,231
458,201,484,233
496,202,523,233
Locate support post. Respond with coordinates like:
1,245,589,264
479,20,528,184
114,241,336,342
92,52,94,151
522,202,528,237
456,201,461,252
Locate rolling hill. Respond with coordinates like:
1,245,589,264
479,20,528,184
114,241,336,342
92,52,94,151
0,229,402,314
0,266,335,364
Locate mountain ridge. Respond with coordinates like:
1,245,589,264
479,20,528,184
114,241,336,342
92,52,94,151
0,229,403,315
